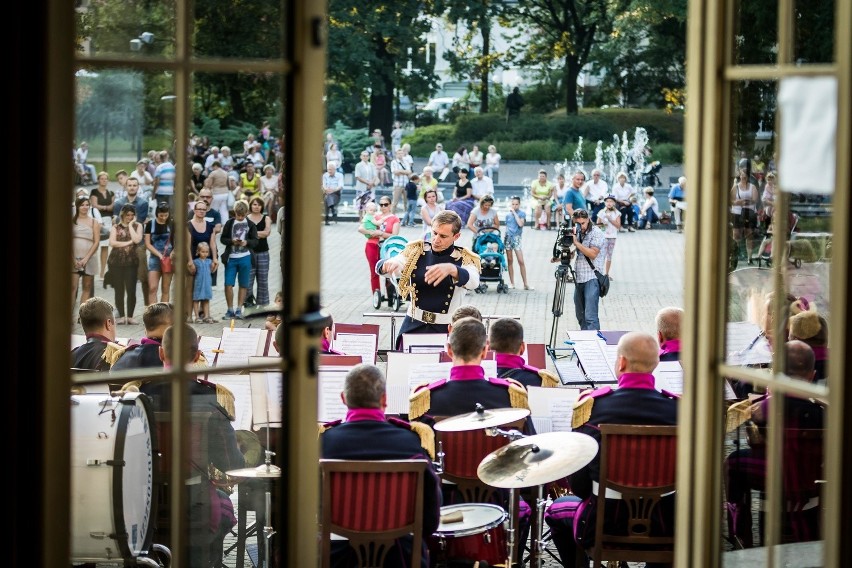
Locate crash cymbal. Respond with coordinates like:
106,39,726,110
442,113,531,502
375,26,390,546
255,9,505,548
226,464,282,479
477,431,598,489
434,407,531,432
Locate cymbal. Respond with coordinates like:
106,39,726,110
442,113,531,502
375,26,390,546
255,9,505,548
434,407,531,432
477,432,598,489
227,464,282,479
236,429,264,467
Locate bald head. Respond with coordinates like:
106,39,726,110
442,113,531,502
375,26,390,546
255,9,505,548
656,307,683,342
784,340,816,382
616,331,660,375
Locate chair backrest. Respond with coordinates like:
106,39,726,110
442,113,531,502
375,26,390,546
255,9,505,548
434,418,526,504
319,459,427,568
592,424,678,567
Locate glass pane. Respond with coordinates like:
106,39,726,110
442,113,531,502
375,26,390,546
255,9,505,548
732,0,778,66
76,0,176,59
793,0,835,65
193,1,284,60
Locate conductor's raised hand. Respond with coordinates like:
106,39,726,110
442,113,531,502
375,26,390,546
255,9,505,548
424,263,454,286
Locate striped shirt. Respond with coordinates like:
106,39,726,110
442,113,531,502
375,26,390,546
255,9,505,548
574,225,606,284
154,161,176,196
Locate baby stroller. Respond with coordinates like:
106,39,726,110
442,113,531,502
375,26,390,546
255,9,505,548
472,227,509,294
754,212,800,269
373,235,408,311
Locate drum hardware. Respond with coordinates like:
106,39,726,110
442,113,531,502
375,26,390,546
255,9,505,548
430,503,509,567
434,404,530,432
433,440,445,474
477,432,598,568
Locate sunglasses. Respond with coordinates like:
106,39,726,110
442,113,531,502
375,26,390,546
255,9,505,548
379,202,391,207
573,210,589,218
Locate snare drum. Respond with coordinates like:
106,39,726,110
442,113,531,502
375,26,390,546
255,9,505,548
430,503,508,567
70,392,157,561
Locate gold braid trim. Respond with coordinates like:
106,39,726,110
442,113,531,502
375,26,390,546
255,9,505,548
409,421,436,460
317,422,330,436
120,379,145,392
103,342,127,367
538,369,560,388
725,398,754,433
459,247,482,273
193,353,210,368
506,379,529,409
572,397,594,429
397,240,425,300
215,383,237,421
408,386,431,420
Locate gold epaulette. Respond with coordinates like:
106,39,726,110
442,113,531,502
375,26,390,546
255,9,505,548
215,383,237,421
397,240,425,300
459,247,482,273
103,342,127,367
538,369,559,388
120,379,145,392
409,420,436,460
193,353,210,369
70,385,87,395
506,378,529,410
725,398,754,433
408,385,432,420
572,397,594,429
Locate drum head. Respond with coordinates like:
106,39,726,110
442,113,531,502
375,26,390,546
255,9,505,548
435,503,507,537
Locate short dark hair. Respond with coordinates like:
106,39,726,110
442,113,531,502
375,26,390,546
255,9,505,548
143,302,174,333
432,210,463,234
572,208,589,219
452,304,482,323
489,318,524,354
449,317,487,361
162,323,199,364
78,297,115,333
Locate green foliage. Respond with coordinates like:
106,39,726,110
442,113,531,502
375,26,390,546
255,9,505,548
326,122,374,163
400,109,683,161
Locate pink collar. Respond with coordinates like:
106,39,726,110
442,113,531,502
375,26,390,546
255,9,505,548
495,353,538,372
617,373,657,389
450,365,485,381
140,337,162,346
344,408,386,422
659,339,681,356
811,345,828,360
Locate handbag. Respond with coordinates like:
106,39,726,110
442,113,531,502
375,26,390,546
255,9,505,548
160,231,173,273
585,256,610,298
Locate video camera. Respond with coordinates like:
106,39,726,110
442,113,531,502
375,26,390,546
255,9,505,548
552,219,577,264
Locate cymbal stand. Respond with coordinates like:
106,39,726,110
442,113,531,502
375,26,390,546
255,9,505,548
485,427,528,567
531,483,546,568
260,427,277,568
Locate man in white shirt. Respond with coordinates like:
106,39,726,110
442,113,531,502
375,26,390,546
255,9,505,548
470,167,494,201
426,143,450,174
390,150,412,215
322,161,345,225
584,169,609,221
75,141,97,183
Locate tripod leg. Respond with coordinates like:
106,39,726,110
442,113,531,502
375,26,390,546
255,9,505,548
549,271,567,348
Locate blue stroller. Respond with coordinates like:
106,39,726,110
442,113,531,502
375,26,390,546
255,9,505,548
373,235,408,311
472,227,509,294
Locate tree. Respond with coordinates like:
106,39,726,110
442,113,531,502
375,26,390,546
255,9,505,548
436,0,514,113
509,0,628,115
327,0,438,137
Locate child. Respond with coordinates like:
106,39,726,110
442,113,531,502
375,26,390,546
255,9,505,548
638,186,660,229
192,242,217,323
403,174,420,227
596,195,621,279
265,290,283,331
360,201,379,237
503,196,533,290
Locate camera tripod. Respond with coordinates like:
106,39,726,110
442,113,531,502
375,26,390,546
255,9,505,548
549,258,576,349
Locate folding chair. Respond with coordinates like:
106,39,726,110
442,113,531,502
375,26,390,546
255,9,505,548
319,459,428,568
588,424,678,567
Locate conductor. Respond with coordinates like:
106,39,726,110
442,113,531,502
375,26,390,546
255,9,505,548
377,210,481,349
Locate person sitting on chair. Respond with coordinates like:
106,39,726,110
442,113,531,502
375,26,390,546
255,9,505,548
490,317,559,389
545,331,678,568
71,296,120,372
109,302,174,371
320,363,442,568
656,306,684,362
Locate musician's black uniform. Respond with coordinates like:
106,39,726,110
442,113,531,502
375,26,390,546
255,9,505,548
495,353,560,389
110,338,164,371
71,333,115,371
321,409,441,568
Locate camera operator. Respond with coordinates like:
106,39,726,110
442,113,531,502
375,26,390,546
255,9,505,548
567,208,605,330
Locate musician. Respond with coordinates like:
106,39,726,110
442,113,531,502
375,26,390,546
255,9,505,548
377,210,480,349
72,296,120,371
122,324,243,568
320,312,344,355
490,317,559,388
545,331,678,568
320,363,441,568
109,302,174,371
656,306,683,362
409,316,534,432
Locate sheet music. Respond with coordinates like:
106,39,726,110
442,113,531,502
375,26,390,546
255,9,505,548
554,358,589,385
567,330,603,341
198,335,222,367
317,365,351,422
408,363,452,392
385,352,441,414
571,340,617,383
209,375,253,431
726,321,772,365
333,333,376,365
602,344,619,377
409,345,446,354
247,356,284,428
403,333,448,353
216,328,265,367
528,387,581,433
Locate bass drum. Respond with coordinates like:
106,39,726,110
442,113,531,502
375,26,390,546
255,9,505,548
71,392,157,562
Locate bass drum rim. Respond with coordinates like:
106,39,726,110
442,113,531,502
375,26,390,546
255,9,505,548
433,503,507,538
